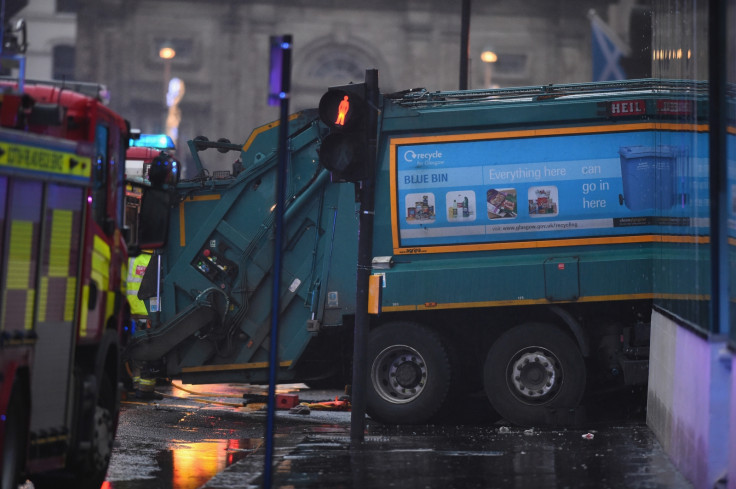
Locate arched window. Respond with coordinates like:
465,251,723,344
297,39,378,89
307,54,365,83
291,38,388,113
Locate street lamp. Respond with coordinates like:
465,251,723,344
159,45,176,60
481,47,498,88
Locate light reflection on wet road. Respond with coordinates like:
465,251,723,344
99,383,692,489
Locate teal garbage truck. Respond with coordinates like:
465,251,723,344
124,78,709,426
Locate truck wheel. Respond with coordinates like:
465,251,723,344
483,322,586,427
1,381,29,489
31,373,117,489
367,322,452,424
77,372,117,489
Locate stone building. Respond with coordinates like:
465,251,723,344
11,1,645,172
66,0,638,168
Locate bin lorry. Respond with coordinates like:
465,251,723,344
124,76,709,426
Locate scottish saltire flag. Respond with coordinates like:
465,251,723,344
589,10,628,81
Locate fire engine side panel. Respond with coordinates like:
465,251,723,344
0,82,134,483
30,184,84,433
1,179,42,335
0,179,80,445
0,177,4,284
0,128,91,460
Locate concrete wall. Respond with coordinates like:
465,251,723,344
647,310,733,489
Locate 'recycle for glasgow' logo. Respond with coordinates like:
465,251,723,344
403,149,444,167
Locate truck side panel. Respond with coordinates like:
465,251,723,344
361,83,708,426
129,111,358,385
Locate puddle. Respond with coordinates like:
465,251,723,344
105,437,261,489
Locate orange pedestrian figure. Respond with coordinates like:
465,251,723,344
336,95,350,125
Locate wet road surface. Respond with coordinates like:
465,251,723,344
260,423,691,489
101,382,692,489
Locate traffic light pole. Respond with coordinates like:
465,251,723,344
263,34,292,489
351,68,379,442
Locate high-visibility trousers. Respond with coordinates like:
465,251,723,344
126,253,151,316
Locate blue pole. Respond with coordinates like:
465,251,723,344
263,35,291,489
708,0,728,336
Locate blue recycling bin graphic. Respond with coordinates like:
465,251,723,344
618,146,677,211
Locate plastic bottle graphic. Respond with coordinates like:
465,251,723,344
453,200,457,218
463,195,469,217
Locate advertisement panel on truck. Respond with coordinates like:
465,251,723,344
392,125,709,253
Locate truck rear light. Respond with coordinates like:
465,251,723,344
656,99,693,115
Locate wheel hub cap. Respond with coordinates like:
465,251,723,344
371,346,428,404
393,358,422,388
510,350,557,399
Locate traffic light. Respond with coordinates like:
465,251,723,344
318,82,370,182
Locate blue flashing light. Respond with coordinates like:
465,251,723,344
281,41,291,49
130,133,175,150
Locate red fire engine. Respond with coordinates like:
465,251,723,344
0,77,167,488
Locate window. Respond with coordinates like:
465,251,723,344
300,42,375,90
52,45,75,81
56,0,77,13
308,56,365,82
494,54,528,76
92,125,109,230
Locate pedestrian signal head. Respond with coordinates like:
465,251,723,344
318,87,365,131
317,80,374,182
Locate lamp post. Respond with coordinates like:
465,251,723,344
159,44,176,97
481,48,498,88
159,43,181,146
165,77,185,149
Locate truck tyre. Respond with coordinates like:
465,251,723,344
483,322,586,427
32,372,117,489
79,373,117,489
1,381,29,489
366,322,452,424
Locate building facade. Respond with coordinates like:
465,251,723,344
11,0,76,80
64,0,628,170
